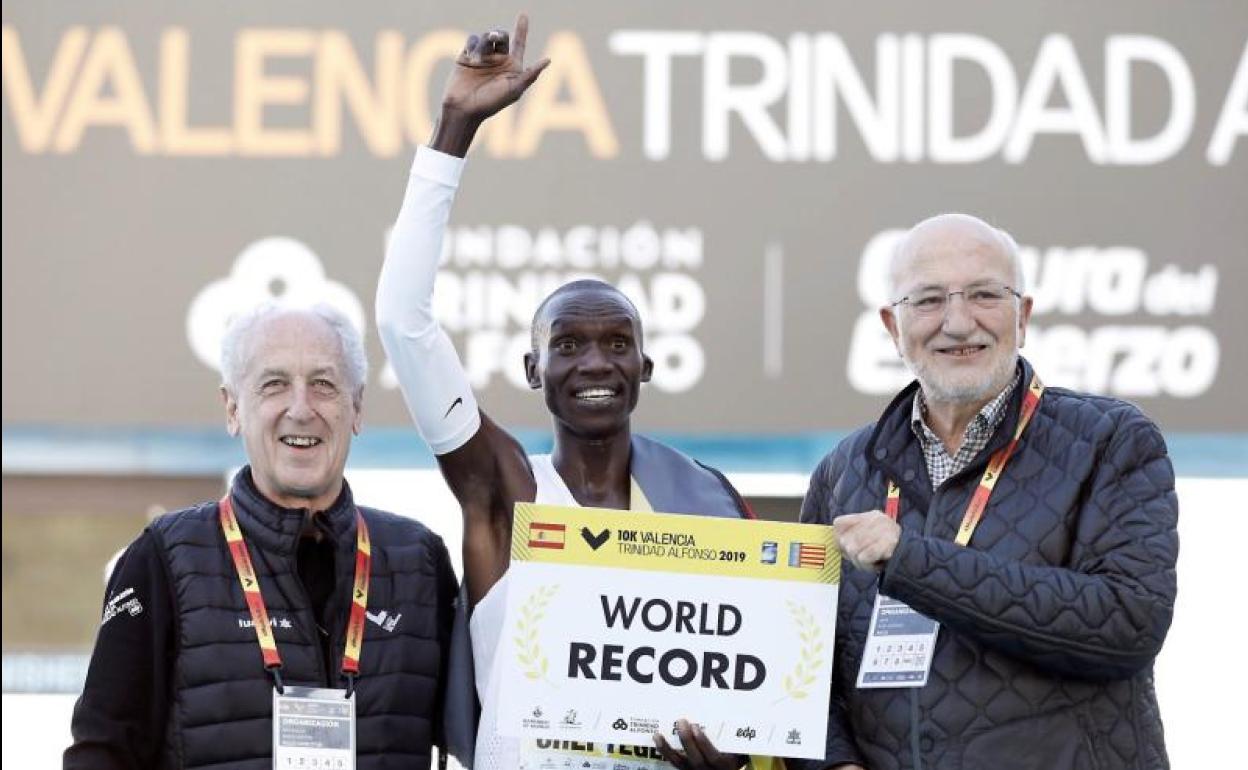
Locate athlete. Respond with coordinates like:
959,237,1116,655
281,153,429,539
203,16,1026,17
376,15,779,770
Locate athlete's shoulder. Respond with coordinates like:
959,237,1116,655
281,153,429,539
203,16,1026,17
632,434,751,518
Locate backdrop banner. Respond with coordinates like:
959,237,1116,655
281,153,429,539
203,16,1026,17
3,2,1246,433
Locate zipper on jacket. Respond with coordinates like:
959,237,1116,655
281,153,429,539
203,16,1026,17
290,511,334,689
910,688,923,770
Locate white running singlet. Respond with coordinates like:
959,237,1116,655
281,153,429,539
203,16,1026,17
469,455,670,770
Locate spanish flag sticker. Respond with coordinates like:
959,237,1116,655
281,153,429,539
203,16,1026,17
528,521,566,550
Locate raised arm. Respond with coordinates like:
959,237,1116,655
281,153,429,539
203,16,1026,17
375,15,548,606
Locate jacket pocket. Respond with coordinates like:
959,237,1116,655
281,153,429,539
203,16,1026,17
962,708,1100,770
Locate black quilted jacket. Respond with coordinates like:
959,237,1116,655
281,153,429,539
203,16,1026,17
799,359,1177,770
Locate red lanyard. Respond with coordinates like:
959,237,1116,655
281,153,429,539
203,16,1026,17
885,374,1044,547
218,495,372,679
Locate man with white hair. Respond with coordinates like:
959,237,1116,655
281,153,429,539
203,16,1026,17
799,214,1178,769
65,303,457,769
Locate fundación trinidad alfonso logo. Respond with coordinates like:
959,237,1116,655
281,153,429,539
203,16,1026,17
527,521,566,550
186,237,366,376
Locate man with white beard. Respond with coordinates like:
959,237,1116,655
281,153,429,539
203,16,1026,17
799,214,1178,770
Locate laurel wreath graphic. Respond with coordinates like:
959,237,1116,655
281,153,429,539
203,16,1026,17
514,584,559,682
780,600,824,701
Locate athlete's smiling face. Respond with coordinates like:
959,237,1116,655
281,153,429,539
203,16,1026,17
881,215,1033,406
223,310,362,511
525,284,653,440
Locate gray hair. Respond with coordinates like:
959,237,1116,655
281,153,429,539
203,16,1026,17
220,302,368,397
889,213,1025,298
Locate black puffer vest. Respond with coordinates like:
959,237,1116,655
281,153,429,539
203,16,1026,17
148,468,455,769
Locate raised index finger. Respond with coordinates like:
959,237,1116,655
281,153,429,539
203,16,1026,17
512,13,530,64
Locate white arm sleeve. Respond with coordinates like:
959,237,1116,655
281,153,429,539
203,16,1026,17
376,146,482,455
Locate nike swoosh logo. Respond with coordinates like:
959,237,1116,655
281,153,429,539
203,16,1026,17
443,397,464,419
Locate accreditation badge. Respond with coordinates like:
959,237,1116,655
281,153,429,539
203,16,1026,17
855,593,939,689
272,686,356,769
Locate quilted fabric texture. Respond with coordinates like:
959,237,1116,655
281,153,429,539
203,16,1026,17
798,359,1178,770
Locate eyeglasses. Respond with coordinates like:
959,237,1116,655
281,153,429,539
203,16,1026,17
890,283,1021,315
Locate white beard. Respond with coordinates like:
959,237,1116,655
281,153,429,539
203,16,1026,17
908,348,1019,407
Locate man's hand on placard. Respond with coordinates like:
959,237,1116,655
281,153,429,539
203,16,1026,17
441,13,550,125
653,719,745,770
835,511,901,572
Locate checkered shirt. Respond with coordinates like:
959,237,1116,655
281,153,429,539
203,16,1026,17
911,371,1020,490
